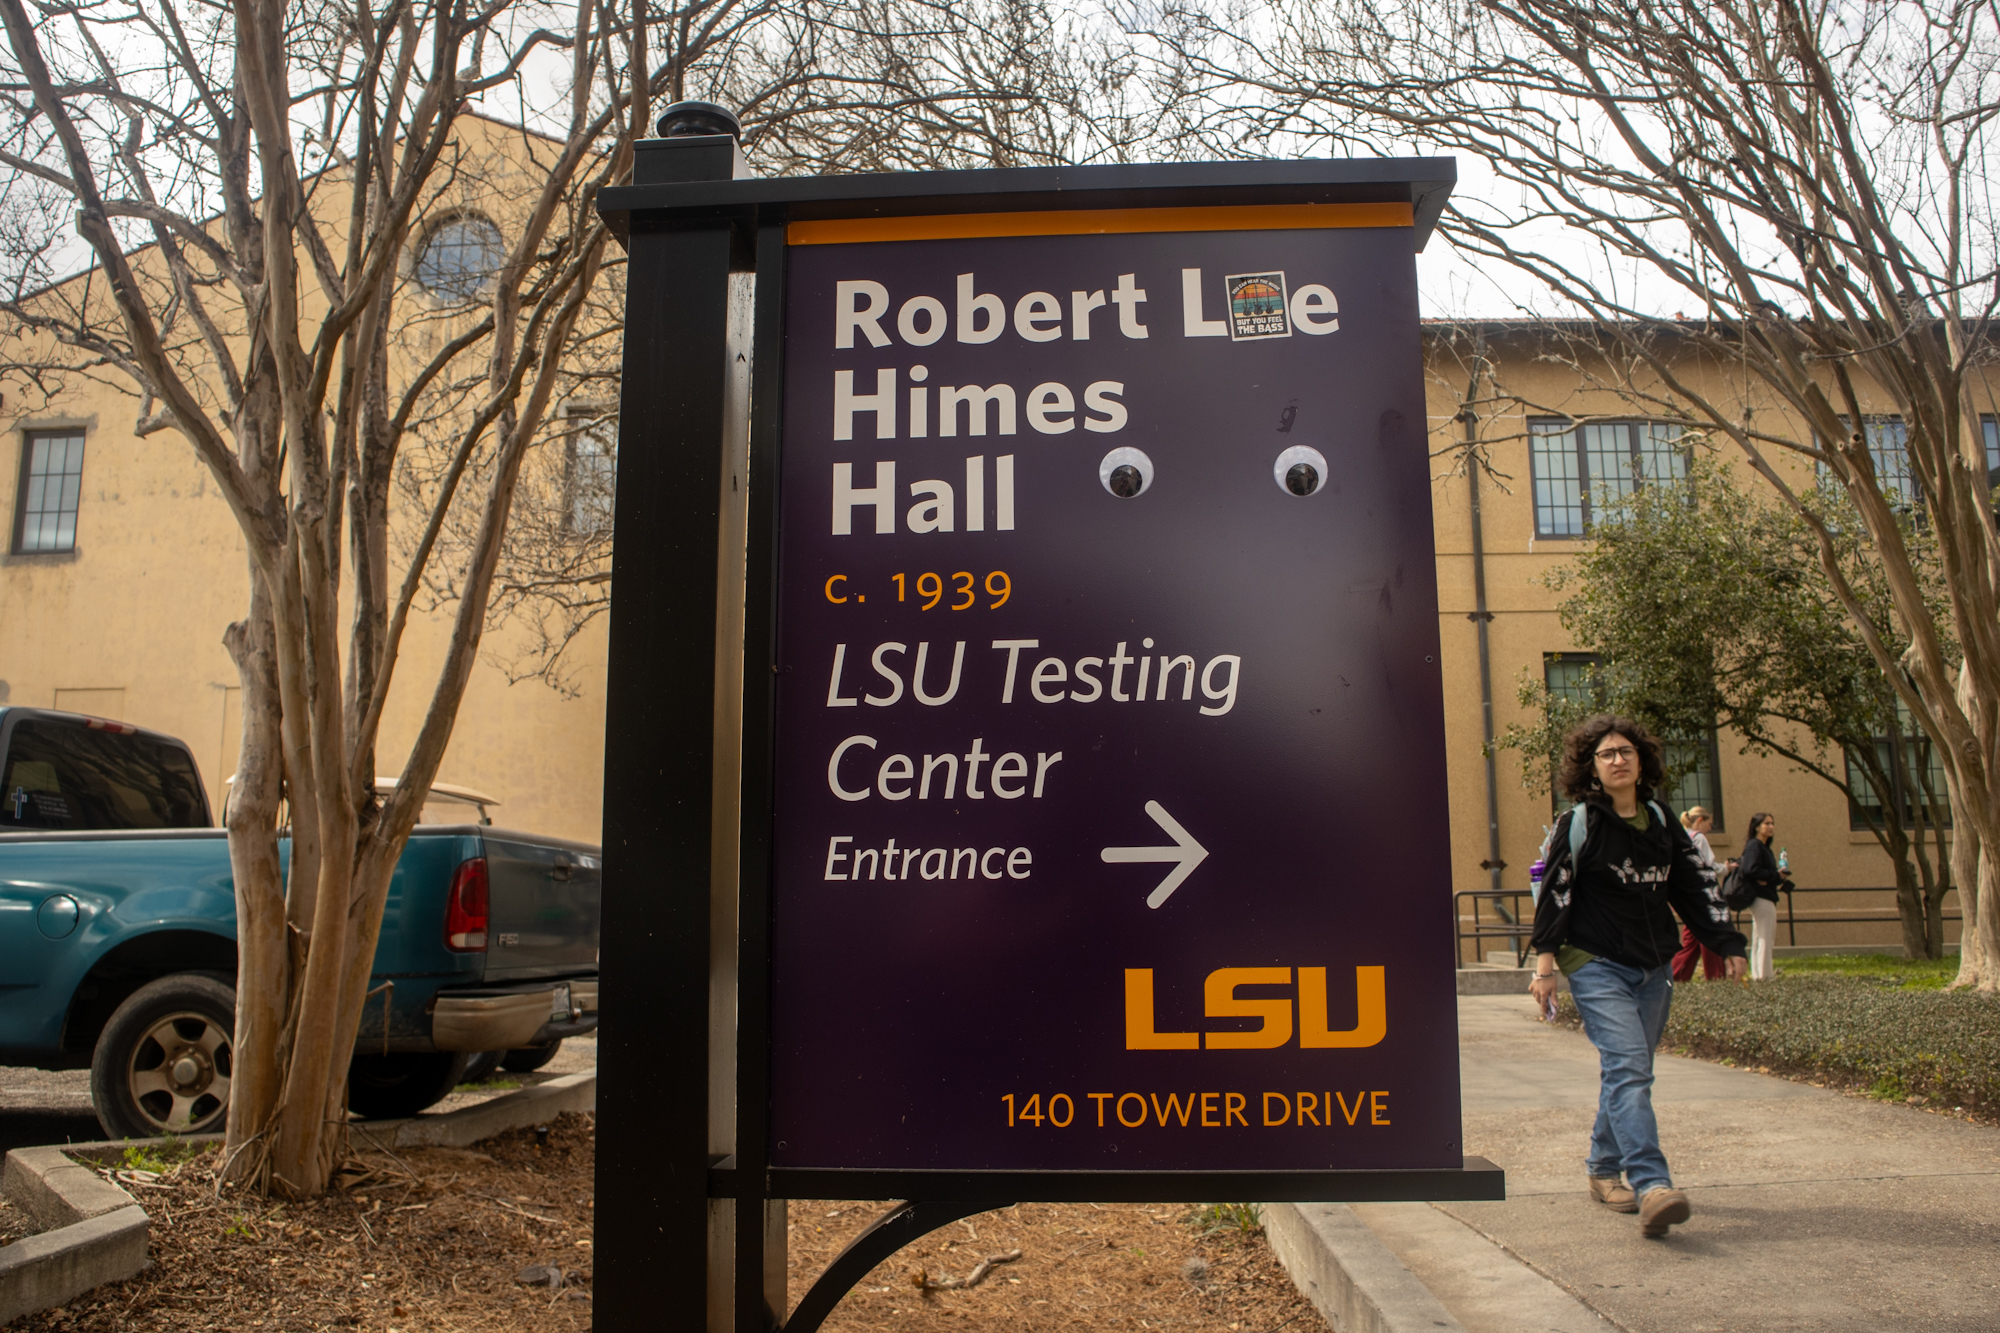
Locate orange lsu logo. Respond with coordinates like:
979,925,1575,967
1122,967,1386,1051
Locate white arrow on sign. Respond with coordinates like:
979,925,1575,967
1101,800,1210,909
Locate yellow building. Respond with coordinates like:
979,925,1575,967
1427,323,1972,960
0,115,609,845
0,189,1969,951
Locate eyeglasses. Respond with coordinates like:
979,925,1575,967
1594,746,1638,764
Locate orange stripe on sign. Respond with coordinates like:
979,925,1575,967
786,202,1414,246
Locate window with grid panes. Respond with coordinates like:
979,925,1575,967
1817,415,1992,512
413,215,506,303
1845,697,1951,831
1851,417,1919,506
1823,417,1999,499
563,411,617,535
13,430,85,553
1529,420,1687,537
1543,652,1723,827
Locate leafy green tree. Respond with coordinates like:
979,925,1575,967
1148,0,2000,989
1496,458,1955,958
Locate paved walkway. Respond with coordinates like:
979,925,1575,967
0,1066,98,1154
1354,993,2000,1333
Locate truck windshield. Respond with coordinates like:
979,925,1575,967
1,719,210,830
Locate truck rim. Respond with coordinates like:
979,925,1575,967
127,1011,232,1133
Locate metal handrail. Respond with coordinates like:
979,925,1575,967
1769,884,1962,948
1455,889,1537,967
1455,884,1965,965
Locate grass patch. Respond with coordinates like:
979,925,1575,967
1558,959,2000,1115
116,1142,206,1175
454,1076,521,1092
1185,1203,1263,1237
1772,953,1959,990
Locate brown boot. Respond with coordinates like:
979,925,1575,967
1638,1187,1691,1237
1588,1176,1638,1213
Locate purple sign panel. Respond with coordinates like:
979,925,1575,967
767,216,1460,1172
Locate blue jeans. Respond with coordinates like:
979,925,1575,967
1567,957,1674,1197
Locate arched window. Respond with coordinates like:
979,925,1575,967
413,214,506,302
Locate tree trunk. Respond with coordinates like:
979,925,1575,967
1968,840,2000,987
1891,845,1930,961
1927,879,1950,963
266,522,362,1196
1949,667,1996,988
220,562,290,1180
1955,847,1993,986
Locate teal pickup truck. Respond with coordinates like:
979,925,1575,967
0,707,601,1137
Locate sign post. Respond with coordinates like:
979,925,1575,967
595,111,1497,1333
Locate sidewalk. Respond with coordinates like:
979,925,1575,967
1365,993,2000,1333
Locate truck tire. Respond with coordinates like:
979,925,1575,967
500,1039,562,1073
90,973,236,1139
346,1051,471,1120
461,1050,503,1084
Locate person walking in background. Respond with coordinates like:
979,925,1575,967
1530,716,1747,1238
1670,807,1727,981
1739,812,1790,980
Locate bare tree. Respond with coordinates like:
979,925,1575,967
0,0,673,1197
473,0,1152,689
0,0,1130,1197
740,0,1149,173
1151,0,2000,987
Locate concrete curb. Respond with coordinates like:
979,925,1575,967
353,1070,597,1151
0,1149,148,1324
0,1071,595,1324
1266,1201,1468,1333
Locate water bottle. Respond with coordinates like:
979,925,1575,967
1778,847,1789,874
1529,858,1546,907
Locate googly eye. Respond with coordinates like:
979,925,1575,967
1275,444,1328,497
1099,446,1154,498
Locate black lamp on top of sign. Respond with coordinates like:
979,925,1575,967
655,99,741,138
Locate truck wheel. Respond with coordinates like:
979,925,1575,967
346,1051,471,1119
90,973,236,1139
500,1039,562,1073
461,1050,503,1084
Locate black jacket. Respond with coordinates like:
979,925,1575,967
1532,795,1748,970
1738,838,1785,903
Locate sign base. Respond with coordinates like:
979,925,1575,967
711,1157,1504,1203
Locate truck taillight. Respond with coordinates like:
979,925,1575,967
445,857,489,952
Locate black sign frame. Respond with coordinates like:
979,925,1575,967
592,135,1496,1333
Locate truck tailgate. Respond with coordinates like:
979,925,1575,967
480,831,600,980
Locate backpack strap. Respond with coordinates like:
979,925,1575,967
1571,799,1667,865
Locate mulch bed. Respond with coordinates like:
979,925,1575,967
11,1113,598,1332
789,1200,1329,1332
7,1114,1327,1333
0,1191,30,1247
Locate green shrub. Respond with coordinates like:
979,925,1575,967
1558,971,2000,1112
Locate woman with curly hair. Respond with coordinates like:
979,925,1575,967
1530,714,1747,1238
